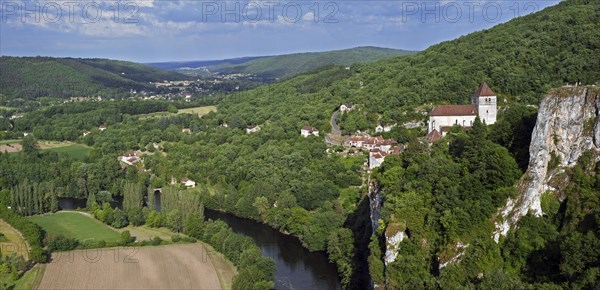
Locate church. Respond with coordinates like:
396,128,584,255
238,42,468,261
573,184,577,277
427,82,497,141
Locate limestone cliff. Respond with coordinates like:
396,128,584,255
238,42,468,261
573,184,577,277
384,230,405,265
494,86,600,241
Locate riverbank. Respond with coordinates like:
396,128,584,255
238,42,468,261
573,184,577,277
205,209,342,289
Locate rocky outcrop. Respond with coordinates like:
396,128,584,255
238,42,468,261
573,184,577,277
439,242,469,270
384,230,405,265
494,86,600,242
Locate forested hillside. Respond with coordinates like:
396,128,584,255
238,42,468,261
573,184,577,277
213,46,414,79
0,57,187,100
335,0,599,123
148,56,267,70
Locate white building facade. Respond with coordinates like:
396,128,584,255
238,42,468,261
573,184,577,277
428,82,497,136
301,126,319,137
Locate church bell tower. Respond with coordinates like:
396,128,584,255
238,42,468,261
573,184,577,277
472,82,497,125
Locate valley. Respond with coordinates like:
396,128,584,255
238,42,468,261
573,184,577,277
0,0,599,289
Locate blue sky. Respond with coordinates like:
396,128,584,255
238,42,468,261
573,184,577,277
0,0,561,62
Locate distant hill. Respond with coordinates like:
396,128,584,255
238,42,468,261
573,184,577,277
150,47,416,79
0,56,188,100
148,56,267,71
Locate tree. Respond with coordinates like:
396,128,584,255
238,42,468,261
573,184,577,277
112,208,128,228
123,181,144,213
327,228,355,287
368,234,385,286
120,230,133,245
146,210,164,227
184,211,205,238
127,207,145,226
21,135,39,155
86,191,97,211
167,104,178,114
96,191,113,206
147,185,156,211
49,191,59,213
165,209,182,232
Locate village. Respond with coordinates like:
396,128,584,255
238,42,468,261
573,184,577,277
110,82,498,181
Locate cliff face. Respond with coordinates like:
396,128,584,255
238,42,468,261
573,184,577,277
494,86,600,241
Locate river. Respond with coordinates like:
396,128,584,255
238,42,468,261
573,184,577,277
205,209,342,290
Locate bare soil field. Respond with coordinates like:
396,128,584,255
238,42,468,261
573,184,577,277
38,243,223,289
0,143,22,153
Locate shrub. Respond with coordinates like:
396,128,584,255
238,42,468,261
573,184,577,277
47,235,79,252
171,235,181,243
120,230,134,245
151,236,162,246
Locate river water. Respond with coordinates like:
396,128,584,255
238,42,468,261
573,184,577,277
205,209,342,290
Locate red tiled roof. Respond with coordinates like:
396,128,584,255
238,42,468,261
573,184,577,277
427,130,442,143
302,126,318,132
473,82,496,97
381,139,397,145
429,105,477,116
127,157,138,163
389,146,403,154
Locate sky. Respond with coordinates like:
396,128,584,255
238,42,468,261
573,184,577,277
0,0,561,62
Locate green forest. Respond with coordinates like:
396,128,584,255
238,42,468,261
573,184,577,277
0,56,187,101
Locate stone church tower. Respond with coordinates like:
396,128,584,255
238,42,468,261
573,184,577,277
472,82,497,125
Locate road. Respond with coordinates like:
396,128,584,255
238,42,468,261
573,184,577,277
330,110,341,136
326,110,343,146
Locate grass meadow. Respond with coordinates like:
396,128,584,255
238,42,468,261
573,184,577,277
28,212,121,243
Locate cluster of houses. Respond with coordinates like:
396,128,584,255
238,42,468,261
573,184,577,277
246,124,321,137
344,135,403,169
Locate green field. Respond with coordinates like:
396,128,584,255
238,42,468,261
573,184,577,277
44,144,92,160
178,106,217,116
13,265,45,290
139,105,217,119
0,139,20,145
28,212,121,243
